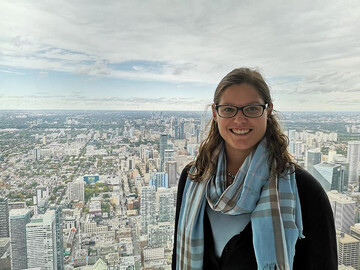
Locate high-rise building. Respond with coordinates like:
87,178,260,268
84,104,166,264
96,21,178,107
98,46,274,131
26,210,57,270
33,186,50,215
68,179,85,201
306,149,321,176
0,197,9,237
164,149,174,165
338,232,359,269
166,161,178,187
157,190,175,223
179,121,185,140
50,205,64,270
9,208,31,270
347,141,360,185
327,191,355,234
159,134,168,171
140,186,156,234
149,172,168,190
312,162,344,192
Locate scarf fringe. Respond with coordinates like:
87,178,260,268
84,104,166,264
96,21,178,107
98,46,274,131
258,263,277,270
258,263,290,270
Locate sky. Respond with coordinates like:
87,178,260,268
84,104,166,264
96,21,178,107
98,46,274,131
0,0,360,111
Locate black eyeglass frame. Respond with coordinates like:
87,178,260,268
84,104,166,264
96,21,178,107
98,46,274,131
215,104,268,118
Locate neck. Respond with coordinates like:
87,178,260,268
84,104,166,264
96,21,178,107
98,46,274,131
225,147,253,174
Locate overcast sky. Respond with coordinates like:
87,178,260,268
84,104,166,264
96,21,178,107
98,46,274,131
1,0,359,111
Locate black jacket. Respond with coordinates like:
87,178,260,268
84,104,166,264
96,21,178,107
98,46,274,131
172,167,338,270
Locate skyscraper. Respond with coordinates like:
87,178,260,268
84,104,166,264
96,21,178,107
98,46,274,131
50,205,64,270
9,208,31,270
159,134,168,171
312,162,344,192
26,210,57,270
327,191,355,234
166,161,177,187
306,149,322,176
68,179,85,201
149,172,168,190
347,141,360,185
158,190,175,223
0,197,9,237
140,186,156,234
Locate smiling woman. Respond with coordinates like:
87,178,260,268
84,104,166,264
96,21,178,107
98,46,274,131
172,68,337,270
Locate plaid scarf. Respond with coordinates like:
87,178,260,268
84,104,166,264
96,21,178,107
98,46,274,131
176,138,304,270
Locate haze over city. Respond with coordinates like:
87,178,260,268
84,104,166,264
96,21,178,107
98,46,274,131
1,0,360,111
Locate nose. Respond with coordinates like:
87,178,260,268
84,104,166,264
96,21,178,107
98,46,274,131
232,109,248,123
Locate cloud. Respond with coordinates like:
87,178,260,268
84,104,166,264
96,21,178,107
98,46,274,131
39,71,48,77
0,0,360,110
0,69,24,75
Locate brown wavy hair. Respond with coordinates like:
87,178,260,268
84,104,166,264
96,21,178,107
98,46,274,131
189,67,297,182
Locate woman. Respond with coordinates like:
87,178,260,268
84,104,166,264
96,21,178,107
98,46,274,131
172,68,337,269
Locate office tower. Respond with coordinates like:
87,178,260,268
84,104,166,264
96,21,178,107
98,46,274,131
338,162,350,192
294,141,303,159
179,121,185,140
338,232,359,269
50,205,64,270
164,149,174,165
68,179,85,201
140,186,156,234
9,208,31,270
347,141,360,185
149,172,168,190
312,162,344,192
306,149,322,175
26,210,57,270
159,134,168,171
327,191,355,234
166,161,177,187
158,190,175,223
0,197,9,237
33,186,49,215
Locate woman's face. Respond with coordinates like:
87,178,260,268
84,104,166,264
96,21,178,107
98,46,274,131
212,83,273,159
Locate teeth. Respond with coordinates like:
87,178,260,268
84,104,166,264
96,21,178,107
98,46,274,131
231,129,251,135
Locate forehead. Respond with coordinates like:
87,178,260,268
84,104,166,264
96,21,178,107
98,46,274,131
219,84,264,105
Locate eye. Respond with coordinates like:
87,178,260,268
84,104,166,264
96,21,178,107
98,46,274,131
246,106,260,112
221,106,236,113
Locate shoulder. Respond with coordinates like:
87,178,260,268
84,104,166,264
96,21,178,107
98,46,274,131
294,166,333,222
177,164,192,197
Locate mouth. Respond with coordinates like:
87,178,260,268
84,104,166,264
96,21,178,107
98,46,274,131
230,129,252,135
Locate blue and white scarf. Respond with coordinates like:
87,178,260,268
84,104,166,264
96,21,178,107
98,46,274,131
176,138,304,270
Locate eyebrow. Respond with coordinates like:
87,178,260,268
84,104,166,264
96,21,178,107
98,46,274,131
218,102,264,106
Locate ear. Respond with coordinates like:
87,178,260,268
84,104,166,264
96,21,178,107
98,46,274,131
266,103,273,118
212,104,218,122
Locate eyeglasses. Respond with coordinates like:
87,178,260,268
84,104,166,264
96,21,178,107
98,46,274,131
215,104,267,118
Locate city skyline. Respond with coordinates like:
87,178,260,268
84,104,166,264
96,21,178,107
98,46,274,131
1,1,360,111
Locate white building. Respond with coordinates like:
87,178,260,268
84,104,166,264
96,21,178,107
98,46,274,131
68,179,85,201
157,189,175,223
347,141,360,185
140,186,156,234
328,191,355,234
26,210,57,270
338,232,359,269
